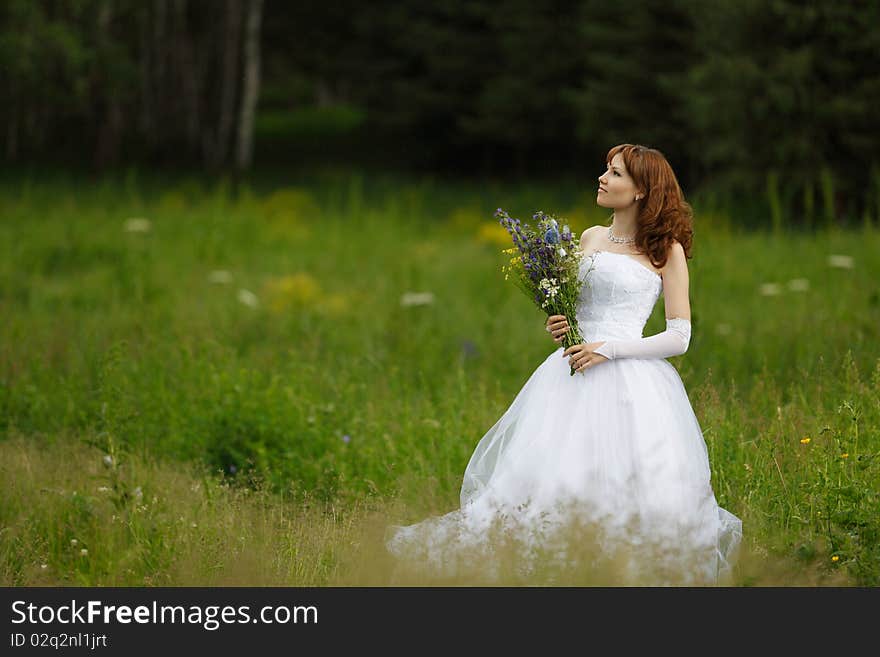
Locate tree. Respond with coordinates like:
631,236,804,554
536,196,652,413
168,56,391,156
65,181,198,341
683,0,880,224
236,0,263,172
0,0,266,172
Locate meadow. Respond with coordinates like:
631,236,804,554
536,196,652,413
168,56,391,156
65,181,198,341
1,169,878,586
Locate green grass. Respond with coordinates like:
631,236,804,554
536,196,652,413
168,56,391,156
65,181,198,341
1,170,878,585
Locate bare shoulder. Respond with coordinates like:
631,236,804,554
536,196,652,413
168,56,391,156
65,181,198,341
668,239,686,260
583,224,605,238
579,225,606,250
662,240,688,276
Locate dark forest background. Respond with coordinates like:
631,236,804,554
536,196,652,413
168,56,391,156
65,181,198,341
2,0,879,225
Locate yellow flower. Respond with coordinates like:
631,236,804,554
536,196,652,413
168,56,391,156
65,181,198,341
477,222,512,247
800,436,811,444
261,272,321,314
831,555,839,562
840,453,849,459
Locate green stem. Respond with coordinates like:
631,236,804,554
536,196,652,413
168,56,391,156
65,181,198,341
561,326,584,377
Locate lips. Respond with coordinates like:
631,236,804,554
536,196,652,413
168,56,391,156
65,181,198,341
598,187,607,193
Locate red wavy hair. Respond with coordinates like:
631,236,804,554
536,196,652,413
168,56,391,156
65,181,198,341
604,143,694,269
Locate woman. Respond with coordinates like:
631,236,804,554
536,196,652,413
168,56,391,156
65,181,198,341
386,144,742,585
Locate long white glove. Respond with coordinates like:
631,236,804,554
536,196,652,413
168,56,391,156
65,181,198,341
592,317,691,360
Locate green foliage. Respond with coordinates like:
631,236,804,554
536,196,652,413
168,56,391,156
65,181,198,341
254,106,370,164
649,0,879,226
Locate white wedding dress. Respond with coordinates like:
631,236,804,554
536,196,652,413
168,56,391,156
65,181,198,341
385,250,742,585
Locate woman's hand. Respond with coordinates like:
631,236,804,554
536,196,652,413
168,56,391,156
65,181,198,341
546,316,608,373
562,342,609,374
545,314,570,343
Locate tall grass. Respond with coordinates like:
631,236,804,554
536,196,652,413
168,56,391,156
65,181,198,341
1,170,878,585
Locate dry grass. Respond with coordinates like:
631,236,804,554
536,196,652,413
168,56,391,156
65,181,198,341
0,432,854,587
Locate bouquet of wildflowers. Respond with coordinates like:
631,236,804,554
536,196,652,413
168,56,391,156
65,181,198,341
495,208,593,376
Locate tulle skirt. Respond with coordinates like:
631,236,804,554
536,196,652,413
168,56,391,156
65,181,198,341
385,346,742,586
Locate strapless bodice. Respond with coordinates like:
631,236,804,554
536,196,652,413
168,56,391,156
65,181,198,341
575,250,663,342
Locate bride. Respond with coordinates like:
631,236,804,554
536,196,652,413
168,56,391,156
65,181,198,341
385,144,742,586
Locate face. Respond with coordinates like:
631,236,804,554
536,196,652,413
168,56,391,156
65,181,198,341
596,153,642,208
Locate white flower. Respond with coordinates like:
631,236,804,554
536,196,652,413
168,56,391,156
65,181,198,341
102,454,114,468
237,289,259,307
827,254,854,269
759,283,782,296
558,247,567,258
70,539,78,546
208,270,233,284
133,486,144,503
400,292,435,307
787,278,809,292
124,218,152,233
80,548,88,556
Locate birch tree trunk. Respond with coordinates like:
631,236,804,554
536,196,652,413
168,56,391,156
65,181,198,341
236,0,262,172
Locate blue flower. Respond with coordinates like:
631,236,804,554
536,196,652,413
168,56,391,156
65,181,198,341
544,228,560,244
460,339,479,358
342,434,351,444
